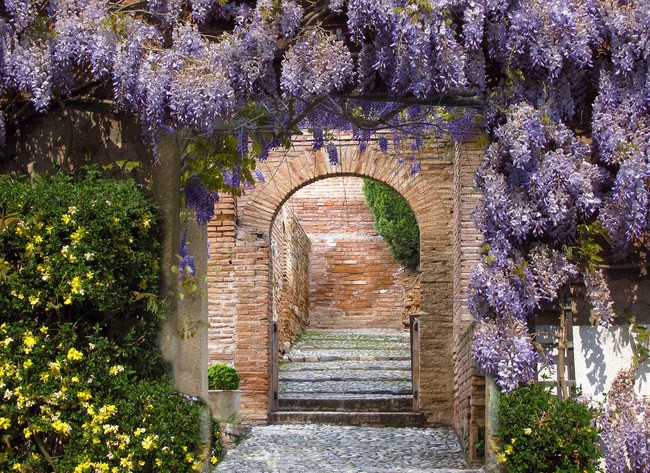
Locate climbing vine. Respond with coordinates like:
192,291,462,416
0,1,649,396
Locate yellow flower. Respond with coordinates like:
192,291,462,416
52,419,72,436
68,206,77,215
70,227,85,243
103,424,119,434
34,235,43,244
23,359,33,369
23,332,37,348
70,277,83,294
61,214,71,225
74,459,91,473
39,326,48,334
71,375,80,383
0,417,11,429
505,444,514,455
523,427,532,435
134,427,146,437
12,464,22,471
67,347,84,361
141,434,159,450
496,452,507,464
49,361,61,377
86,271,93,280
109,365,124,376
64,295,73,305
77,390,92,401
210,456,218,465
16,293,24,300
192,461,203,471
185,453,194,463
29,295,39,306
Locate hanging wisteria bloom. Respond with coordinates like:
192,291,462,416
178,227,196,280
183,174,219,226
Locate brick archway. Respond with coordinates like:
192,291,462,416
208,134,468,428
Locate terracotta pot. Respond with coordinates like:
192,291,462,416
206,390,243,420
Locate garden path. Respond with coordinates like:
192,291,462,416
213,329,484,472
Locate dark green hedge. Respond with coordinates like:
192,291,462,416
363,179,420,270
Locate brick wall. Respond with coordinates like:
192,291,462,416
286,177,405,330
271,206,311,351
207,196,238,365
209,135,460,425
452,142,486,459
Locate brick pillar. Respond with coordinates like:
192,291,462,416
233,228,272,423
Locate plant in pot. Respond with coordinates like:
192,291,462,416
206,363,243,421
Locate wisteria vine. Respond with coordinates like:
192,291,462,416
1,0,649,395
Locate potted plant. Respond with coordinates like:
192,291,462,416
206,363,243,421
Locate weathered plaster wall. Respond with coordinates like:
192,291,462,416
286,177,405,330
537,268,650,399
271,205,311,352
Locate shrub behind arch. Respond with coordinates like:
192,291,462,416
363,179,420,270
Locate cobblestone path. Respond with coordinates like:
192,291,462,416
213,330,484,472
213,424,484,472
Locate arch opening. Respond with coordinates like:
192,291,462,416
269,175,422,423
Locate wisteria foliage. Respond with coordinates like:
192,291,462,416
1,0,649,394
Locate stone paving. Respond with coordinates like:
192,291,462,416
213,330,484,472
213,424,484,473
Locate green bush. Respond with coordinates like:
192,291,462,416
0,169,221,471
208,363,241,390
363,179,420,269
495,384,602,472
0,168,160,329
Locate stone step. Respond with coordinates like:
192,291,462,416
295,329,409,340
283,349,410,362
279,380,412,395
279,391,413,400
279,359,411,372
272,410,427,427
278,396,414,412
279,369,411,383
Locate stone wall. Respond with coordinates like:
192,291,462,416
286,177,405,330
271,205,311,352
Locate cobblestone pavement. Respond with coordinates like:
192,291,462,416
213,424,484,473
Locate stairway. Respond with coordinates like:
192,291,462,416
272,329,427,427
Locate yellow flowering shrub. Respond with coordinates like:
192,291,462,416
0,321,218,472
495,384,601,472
0,171,221,471
0,169,160,328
